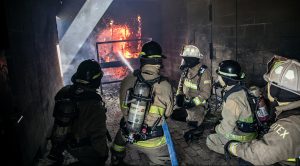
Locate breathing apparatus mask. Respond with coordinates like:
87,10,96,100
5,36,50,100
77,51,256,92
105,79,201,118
179,45,203,70
182,57,200,69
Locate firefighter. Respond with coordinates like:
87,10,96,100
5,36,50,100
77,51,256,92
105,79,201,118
225,56,300,165
172,45,211,140
110,41,174,165
206,60,257,154
47,59,108,166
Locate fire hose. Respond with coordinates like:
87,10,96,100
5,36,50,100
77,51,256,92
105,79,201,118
162,117,178,166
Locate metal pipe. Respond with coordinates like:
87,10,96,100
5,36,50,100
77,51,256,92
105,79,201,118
96,38,152,45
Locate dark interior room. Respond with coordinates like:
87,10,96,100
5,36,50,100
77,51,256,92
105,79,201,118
1,0,300,165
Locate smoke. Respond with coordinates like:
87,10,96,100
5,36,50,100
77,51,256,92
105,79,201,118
59,0,113,85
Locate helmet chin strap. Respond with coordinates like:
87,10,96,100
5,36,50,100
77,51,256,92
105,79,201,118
267,82,275,102
277,101,291,106
217,75,226,88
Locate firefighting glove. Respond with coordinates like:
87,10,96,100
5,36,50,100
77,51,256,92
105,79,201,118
176,94,185,107
224,140,240,161
183,98,196,109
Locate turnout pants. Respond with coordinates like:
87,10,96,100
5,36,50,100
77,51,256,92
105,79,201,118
112,130,170,165
186,105,207,127
206,133,229,154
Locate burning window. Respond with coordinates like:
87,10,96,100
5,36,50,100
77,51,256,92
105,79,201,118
96,15,151,83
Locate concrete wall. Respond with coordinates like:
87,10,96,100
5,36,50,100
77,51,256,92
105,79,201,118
4,0,62,165
161,0,188,85
235,0,300,86
162,0,300,87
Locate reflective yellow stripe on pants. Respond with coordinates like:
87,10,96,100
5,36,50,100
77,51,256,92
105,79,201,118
224,132,257,142
113,143,126,152
287,158,296,162
216,126,257,142
134,136,166,148
287,157,300,162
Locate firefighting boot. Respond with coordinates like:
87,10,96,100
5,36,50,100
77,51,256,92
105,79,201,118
183,125,204,144
238,158,253,166
111,155,125,166
171,108,187,122
110,147,127,166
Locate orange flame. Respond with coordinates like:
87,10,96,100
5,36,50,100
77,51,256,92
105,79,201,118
97,16,142,79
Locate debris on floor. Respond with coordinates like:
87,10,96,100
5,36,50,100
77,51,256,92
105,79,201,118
102,83,238,165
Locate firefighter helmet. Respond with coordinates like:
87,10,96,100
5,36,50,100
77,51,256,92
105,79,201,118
180,45,203,59
140,41,166,66
264,55,300,96
71,59,103,87
216,60,245,81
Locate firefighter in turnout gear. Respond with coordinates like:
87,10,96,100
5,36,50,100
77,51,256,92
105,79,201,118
110,41,174,165
172,45,211,141
226,56,300,166
47,59,108,166
206,60,257,155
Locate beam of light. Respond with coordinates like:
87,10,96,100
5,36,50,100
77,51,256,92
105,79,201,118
56,44,63,77
59,0,113,79
117,51,134,72
17,115,23,124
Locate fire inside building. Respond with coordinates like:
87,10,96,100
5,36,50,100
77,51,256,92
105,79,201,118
1,0,300,166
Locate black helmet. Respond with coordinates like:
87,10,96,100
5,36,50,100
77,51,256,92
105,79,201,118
71,59,103,88
216,60,245,81
140,41,166,66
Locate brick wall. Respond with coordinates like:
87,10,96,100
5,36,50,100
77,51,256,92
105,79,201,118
162,0,300,87
161,0,188,86
236,0,300,86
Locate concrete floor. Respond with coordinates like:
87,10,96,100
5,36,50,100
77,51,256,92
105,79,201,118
103,82,239,165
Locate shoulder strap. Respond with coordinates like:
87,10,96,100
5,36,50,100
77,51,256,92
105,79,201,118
192,65,207,88
223,85,259,127
223,85,244,102
190,65,207,80
198,65,207,77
